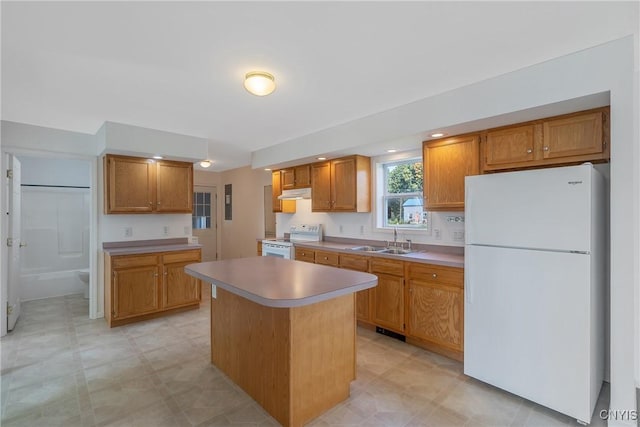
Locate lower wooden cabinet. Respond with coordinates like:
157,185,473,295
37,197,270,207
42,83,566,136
339,254,371,323
405,262,464,361
105,249,202,327
294,247,315,263
370,258,405,334
315,250,339,266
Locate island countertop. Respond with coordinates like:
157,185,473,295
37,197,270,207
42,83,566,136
185,256,377,308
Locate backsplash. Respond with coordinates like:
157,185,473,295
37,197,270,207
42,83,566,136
275,199,465,247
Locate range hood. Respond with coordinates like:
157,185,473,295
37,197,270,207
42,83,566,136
278,188,311,200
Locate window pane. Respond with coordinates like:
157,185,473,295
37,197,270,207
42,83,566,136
386,161,423,194
204,192,211,204
384,196,427,228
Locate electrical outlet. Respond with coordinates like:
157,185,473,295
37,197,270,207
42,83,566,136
124,227,133,237
434,228,442,240
453,230,465,242
360,225,365,235
163,226,169,236
184,226,190,235
339,225,344,234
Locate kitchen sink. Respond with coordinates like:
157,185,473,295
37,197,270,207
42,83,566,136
350,246,387,252
377,247,414,255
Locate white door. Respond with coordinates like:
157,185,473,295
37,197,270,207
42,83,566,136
192,186,217,261
464,244,598,423
7,155,22,331
465,164,594,252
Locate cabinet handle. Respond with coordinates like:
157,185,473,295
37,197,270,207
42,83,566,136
149,201,153,205
154,273,158,277
157,202,161,205
324,256,328,260
164,271,168,276
543,146,549,151
526,148,532,154
432,273,437,279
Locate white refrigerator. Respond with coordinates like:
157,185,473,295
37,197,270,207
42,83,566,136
464,164,605,424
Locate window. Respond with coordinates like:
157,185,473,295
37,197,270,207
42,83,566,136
192,191,211,229
381,158,427,229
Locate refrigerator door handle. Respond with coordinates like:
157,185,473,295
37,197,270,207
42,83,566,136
465,274,473,304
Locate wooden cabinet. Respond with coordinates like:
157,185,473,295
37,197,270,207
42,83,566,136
311,155,371,212
104,155,193,214
257,241,262,256
162,250,202,309
482,107,610,172
281,165,311,190
339,254,371,323
156,161,193,213
271,170,296,213
423,134,480,211
406,262,464,361
370,258,405,334
105,248,202,327
315,250,339,267
294,247,315,263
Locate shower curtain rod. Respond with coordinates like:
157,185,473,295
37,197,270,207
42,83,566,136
21,184,90,189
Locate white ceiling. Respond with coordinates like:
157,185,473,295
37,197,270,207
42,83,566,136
1,2,637,171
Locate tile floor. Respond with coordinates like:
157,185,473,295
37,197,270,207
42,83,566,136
0,287,614,427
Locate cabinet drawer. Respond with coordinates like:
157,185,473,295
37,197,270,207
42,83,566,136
111,254,159,269
339,254,369,272
406,262,463,287
295,248,315,263
162,250,201,264
370,258,404,276
315,250,339,267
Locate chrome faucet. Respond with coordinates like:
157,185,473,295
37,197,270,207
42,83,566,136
393,227,398,246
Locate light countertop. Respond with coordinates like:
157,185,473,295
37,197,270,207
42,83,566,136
185,256,377,308
103,238,202,256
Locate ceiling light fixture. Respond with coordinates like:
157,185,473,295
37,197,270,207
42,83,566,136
200,160,212,168
244,71,276,96
317,157,327,160
152,155,163,159
430,132,445,138
387,149,397,153
264,168,272,171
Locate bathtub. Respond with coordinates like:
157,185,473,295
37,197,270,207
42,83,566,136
20,268,88,302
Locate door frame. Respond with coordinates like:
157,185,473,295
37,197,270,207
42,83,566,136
193,185,217,261
0,148,99,336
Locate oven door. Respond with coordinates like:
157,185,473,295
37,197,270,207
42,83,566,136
261,242,293,259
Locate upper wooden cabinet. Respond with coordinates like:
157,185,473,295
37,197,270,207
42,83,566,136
281,164,311,190
271,170,296,213
423,134,480,211
104,154,193,214
482,107,610,172
311,155,371,212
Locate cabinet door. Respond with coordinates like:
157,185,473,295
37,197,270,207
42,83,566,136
542,111,605,160
484,125,539,170
281,169,296,190
331,157,357,211
272,171,284,213
294,165,311,188
372,273,404,333
156,161,193,213
407,280,463,352
105,155,155,213
311,162,332,211
112,266,160,319
163,261,201,309
355,290,371,322
424,134,480,211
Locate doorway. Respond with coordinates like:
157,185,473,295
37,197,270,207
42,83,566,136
1,152,97,337
192,186,217,261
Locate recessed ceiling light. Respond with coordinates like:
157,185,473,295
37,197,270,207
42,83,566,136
264,168,272,171
244,71,276,96
430,132,445,138
387,149,397,153
317,157,327,160
152,155,163,159
199,160,212,168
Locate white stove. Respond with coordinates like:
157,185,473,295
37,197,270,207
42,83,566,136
262,224,323,259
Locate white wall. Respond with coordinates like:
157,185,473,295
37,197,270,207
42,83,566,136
20,156,90,187
218,166,271,259
2,121,97,156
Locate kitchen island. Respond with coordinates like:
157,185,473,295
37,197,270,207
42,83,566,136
185,256,377,427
